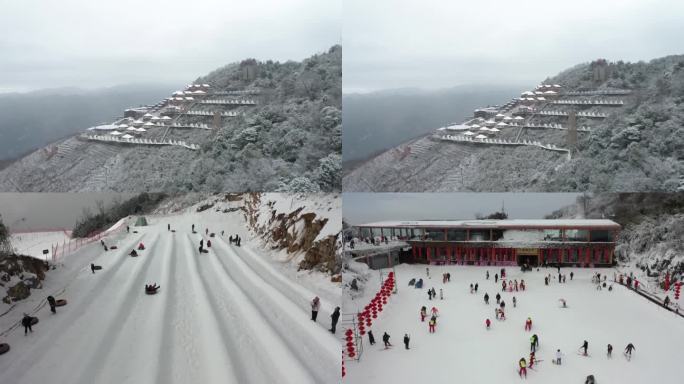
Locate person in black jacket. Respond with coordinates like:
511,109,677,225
22,314,33,334
382,332,392,349
403,334,410,350
330,307,340,334
368,330,375,345
47,296,56,314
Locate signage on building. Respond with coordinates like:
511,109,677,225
516,248,539,256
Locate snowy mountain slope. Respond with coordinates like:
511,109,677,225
0,205,339,383
0,46,341,192
344,264,684,383
344,55,684,192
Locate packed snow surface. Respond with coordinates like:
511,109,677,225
10,231,71,259
344,264,684,383
0,207,339,384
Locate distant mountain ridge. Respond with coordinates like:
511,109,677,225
344,55,684,192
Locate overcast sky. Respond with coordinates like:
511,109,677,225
0,0,340,93
343,193,581,225
344,0,684,93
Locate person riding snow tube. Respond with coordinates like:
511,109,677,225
137,243,145,250
145,283,160,294
129,249,138,257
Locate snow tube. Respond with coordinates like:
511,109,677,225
0,343,9,355
55,299,67,307
145,288,160,295
110,246,118,250
93,265,102,270
209,233,215,238
408,278,416,286
30,317,39,326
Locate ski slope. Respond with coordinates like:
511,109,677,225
344,264,684,383
10,230,71,259
0,208,339,384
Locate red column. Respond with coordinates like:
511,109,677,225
412,246,417,262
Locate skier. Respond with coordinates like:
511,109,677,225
428,289,433,301
513,296,517,308
200,239,204,248
330,306,340,334
420,306,427,322
496,293,501,304
21,314,33,335
90,263,96,274
47,296,56,314
431,306,439,317
428,315,436,333
518,357,527,378
229,235,233,244
555,349,563,365
530,335,537,352
529,352,536,369
484,293,489,305
485,318,491,329
525,317,532,331
486,271,490,280
192,224,195,232
570,272,574,280
580,340,589,356
167,224,170,231
607,344,613,358
474,283,479,293
368,330,376,345
495,273,499,283
403,334,410,350
126,225,129,233
310,296,320,322
624,343,636,359
205,228,209,235
383,332,392,348
439,288,443,300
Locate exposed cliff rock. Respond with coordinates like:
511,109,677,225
242,193,340,273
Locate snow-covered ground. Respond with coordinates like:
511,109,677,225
0,204,339,383
344,263,684,383
10,231,71,260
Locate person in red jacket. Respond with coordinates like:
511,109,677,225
428,315,437,333
485,318,491,329
420,306,427,322
525,317,532,331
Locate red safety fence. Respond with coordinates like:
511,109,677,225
345,272,396,362
50,224,126,263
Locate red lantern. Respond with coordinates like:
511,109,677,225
360,329,366,335
372,313,377,318
348,351,356,358
345,329,353,336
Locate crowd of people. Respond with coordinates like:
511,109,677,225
355,265,653,382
